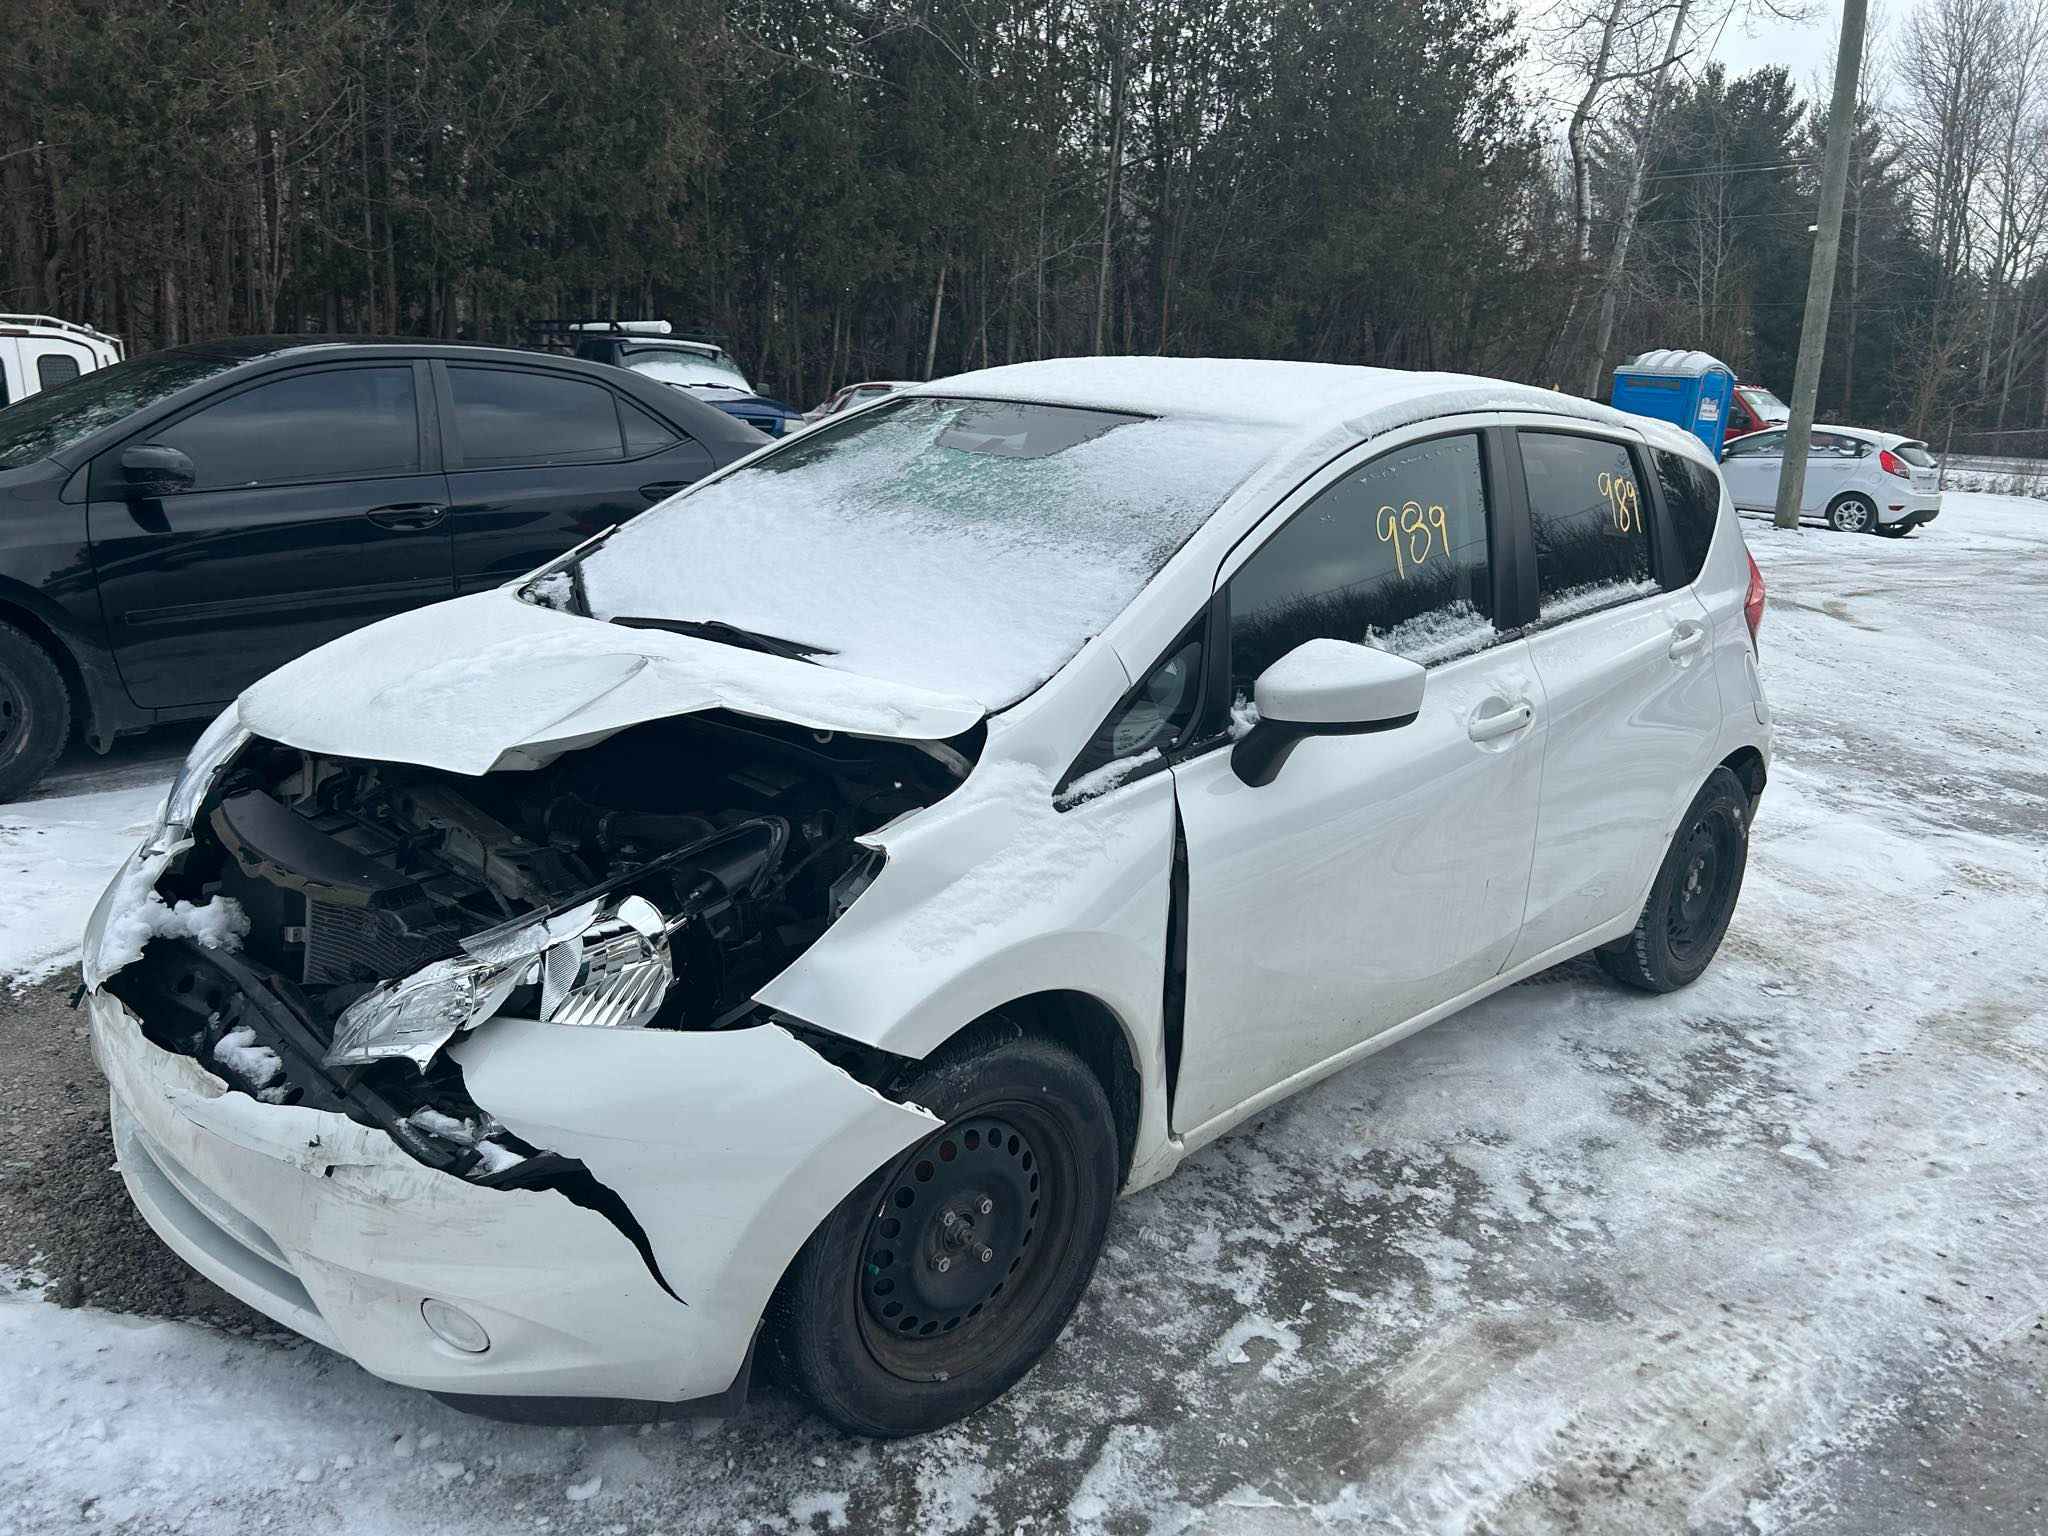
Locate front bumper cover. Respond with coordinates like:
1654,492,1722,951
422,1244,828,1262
90,987,936,1411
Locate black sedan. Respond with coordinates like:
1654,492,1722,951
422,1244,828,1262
0,337,765,799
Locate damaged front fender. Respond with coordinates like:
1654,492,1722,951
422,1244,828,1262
449,1016,939,1372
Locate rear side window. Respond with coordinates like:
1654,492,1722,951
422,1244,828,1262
621,399,679,455
1229,433,1495,696
37,353,81,391
449,367,625,468
1653,449,1722,588
1519,432,1655,621
155,367,420,491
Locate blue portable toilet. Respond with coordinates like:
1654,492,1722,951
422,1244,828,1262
1610,349,1736,458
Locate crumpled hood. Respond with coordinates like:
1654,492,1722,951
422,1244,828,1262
238,589,987,775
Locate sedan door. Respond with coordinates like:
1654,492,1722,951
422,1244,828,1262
1505,428,1724,967
1718,428,1783,511
435,362,716,594
1169,428,1545,1138
87,361,453,710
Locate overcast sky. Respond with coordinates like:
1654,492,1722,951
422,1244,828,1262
1514,0,1912,130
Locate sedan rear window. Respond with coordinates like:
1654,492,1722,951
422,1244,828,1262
580,396,1280,708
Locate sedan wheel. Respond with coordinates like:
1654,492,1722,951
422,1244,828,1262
0,622,71,803
1826,495,1877,534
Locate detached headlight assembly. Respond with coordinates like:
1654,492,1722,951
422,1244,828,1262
324,893,678,1069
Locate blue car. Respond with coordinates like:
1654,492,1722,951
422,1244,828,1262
571,324,803,438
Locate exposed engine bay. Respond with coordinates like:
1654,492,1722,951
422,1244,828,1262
104,708,975,1229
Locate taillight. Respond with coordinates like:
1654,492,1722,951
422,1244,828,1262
1744,549,1766,647
1879,448,1910,479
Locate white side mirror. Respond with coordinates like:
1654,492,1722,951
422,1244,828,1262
1235,639,1426,786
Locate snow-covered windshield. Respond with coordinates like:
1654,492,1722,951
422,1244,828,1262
624,349,753,392
580,395,1281,709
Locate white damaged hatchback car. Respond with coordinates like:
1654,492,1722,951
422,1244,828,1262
84,359,1773,1436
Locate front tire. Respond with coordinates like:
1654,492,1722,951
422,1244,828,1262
1826,494,1877,534
0,621,71,803
769,1030,1118,1437
1598,767,1750,993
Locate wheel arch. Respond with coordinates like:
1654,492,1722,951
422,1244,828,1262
1720,744,1767,803
0,590,90,747
927,990,1145,1189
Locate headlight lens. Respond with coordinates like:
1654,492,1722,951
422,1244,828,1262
155,708,252,851
326,954,528,1069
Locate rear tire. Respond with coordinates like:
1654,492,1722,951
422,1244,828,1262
0,621,71,803
769,1030,1118,1438
1826,494,1877,534
1597,767,1750,994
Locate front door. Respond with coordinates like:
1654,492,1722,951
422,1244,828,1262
435,362,715,595
1506,428,1724,964
88,361,453,709
1718,428,1784,511
1170,429,1545,1137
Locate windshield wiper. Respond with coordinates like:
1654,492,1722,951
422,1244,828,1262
609,615,832,662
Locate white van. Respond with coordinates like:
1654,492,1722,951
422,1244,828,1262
0,314,123,405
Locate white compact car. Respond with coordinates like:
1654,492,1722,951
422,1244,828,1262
0,312,123,404
1719,422,1941,534
83,360,1772,1437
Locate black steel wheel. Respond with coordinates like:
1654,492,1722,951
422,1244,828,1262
771,1031,1118,1437
1598,766,1751,993
0,621,70,803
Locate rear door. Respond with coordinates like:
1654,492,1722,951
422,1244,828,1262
1505,426,1724,966
1806,430,1863,510
435,361,716,594
88,360,453,709
1718,428,1783,511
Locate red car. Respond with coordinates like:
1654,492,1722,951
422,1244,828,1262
1725,381,1790,442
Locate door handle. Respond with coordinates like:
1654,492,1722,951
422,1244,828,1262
639,481,690,502
1467,700,1535,742
365,502,448,531
1668,621,1709,660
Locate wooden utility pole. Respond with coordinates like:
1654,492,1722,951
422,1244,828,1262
1774,0,1869,528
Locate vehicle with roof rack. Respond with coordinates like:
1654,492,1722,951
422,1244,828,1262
0,313,123,405
562,321,804,438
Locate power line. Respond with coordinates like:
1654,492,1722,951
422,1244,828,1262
1638,158,1817,182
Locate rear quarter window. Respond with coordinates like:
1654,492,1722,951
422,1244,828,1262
1654,449,1722,588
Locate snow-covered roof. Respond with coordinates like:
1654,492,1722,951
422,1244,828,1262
919,357,1658,441
1618,348,1733,378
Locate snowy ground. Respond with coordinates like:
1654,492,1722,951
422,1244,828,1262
3,494,2045,1534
